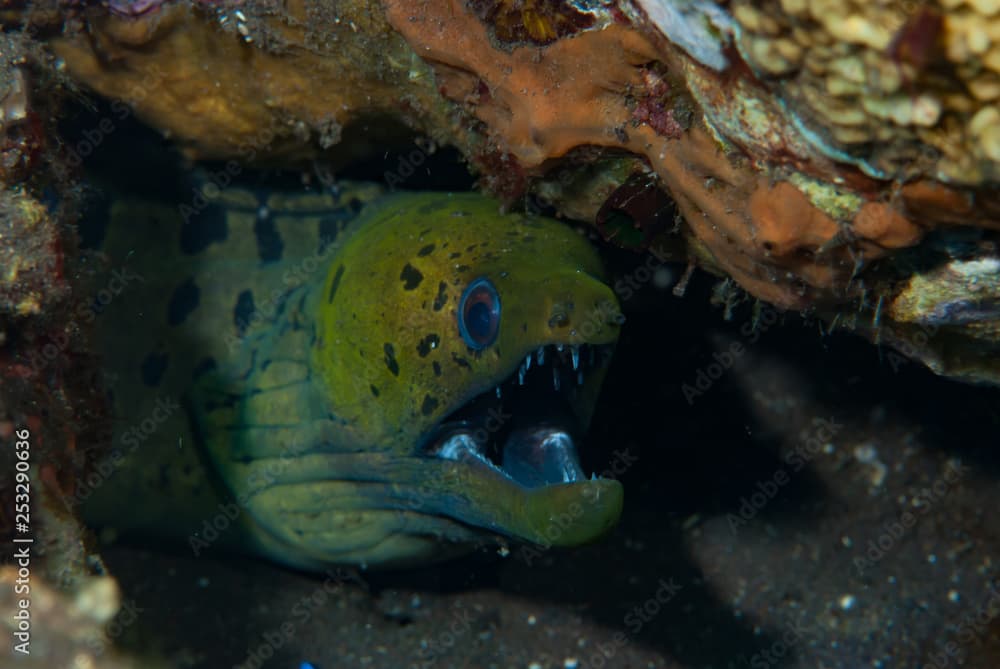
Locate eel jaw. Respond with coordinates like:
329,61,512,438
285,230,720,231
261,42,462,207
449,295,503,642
418,342,623,547
435,427,587,489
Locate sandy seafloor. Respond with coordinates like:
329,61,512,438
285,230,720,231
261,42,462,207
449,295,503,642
71,116,1000,669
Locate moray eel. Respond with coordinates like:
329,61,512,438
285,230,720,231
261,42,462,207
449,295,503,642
85,184,624,569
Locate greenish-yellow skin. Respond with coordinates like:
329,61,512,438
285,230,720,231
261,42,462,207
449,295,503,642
86,185,623,569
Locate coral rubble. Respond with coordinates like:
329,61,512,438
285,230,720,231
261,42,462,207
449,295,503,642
0,29,114,641
0,566,150,667
43,1,462,164
731,0,1000,184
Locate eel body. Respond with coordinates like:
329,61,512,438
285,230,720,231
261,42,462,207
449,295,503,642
86,184,624,569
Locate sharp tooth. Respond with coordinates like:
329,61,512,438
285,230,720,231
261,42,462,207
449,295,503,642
553,366,560,391
518,363,526,385
537,346,545,366
571,345,579,370
556,343,564,353
496,385,502,398
591,472,597,481
577,370,584,385
525,353,532,371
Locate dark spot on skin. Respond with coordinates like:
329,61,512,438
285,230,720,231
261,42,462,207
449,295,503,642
449,252,461,259
433,282,448,311
451,352,471,369
273,292,290,319
400,263,424,290
167,277,200,326
140,351,168,386
432,361,442,377
327,264,345,304
421,394,439,416
318,206,358,252
466,244,478,251
456,265,470,273
416,334,440,357
193,357,217,379
254,213,284,263
204,393,240,412
418,243,435,256
370,384,380,397
522,322,528,332
420,228,431,236
384,343,400,376
234,290,255,336
180,203,229,254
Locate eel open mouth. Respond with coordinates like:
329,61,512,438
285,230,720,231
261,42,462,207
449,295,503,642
423,342,614,488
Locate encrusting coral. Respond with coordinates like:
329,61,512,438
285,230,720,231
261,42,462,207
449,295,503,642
5,0,1000,378
383,0,1000,310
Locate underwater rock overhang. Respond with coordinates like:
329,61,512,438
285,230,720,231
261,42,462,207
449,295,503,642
22,0,1000,383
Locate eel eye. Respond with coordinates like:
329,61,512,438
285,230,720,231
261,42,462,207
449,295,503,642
458,277,501,350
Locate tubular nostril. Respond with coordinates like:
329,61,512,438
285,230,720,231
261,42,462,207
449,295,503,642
548,310,570,328
548,300,576,329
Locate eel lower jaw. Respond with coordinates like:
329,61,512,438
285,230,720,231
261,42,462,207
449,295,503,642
419,342,623,547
